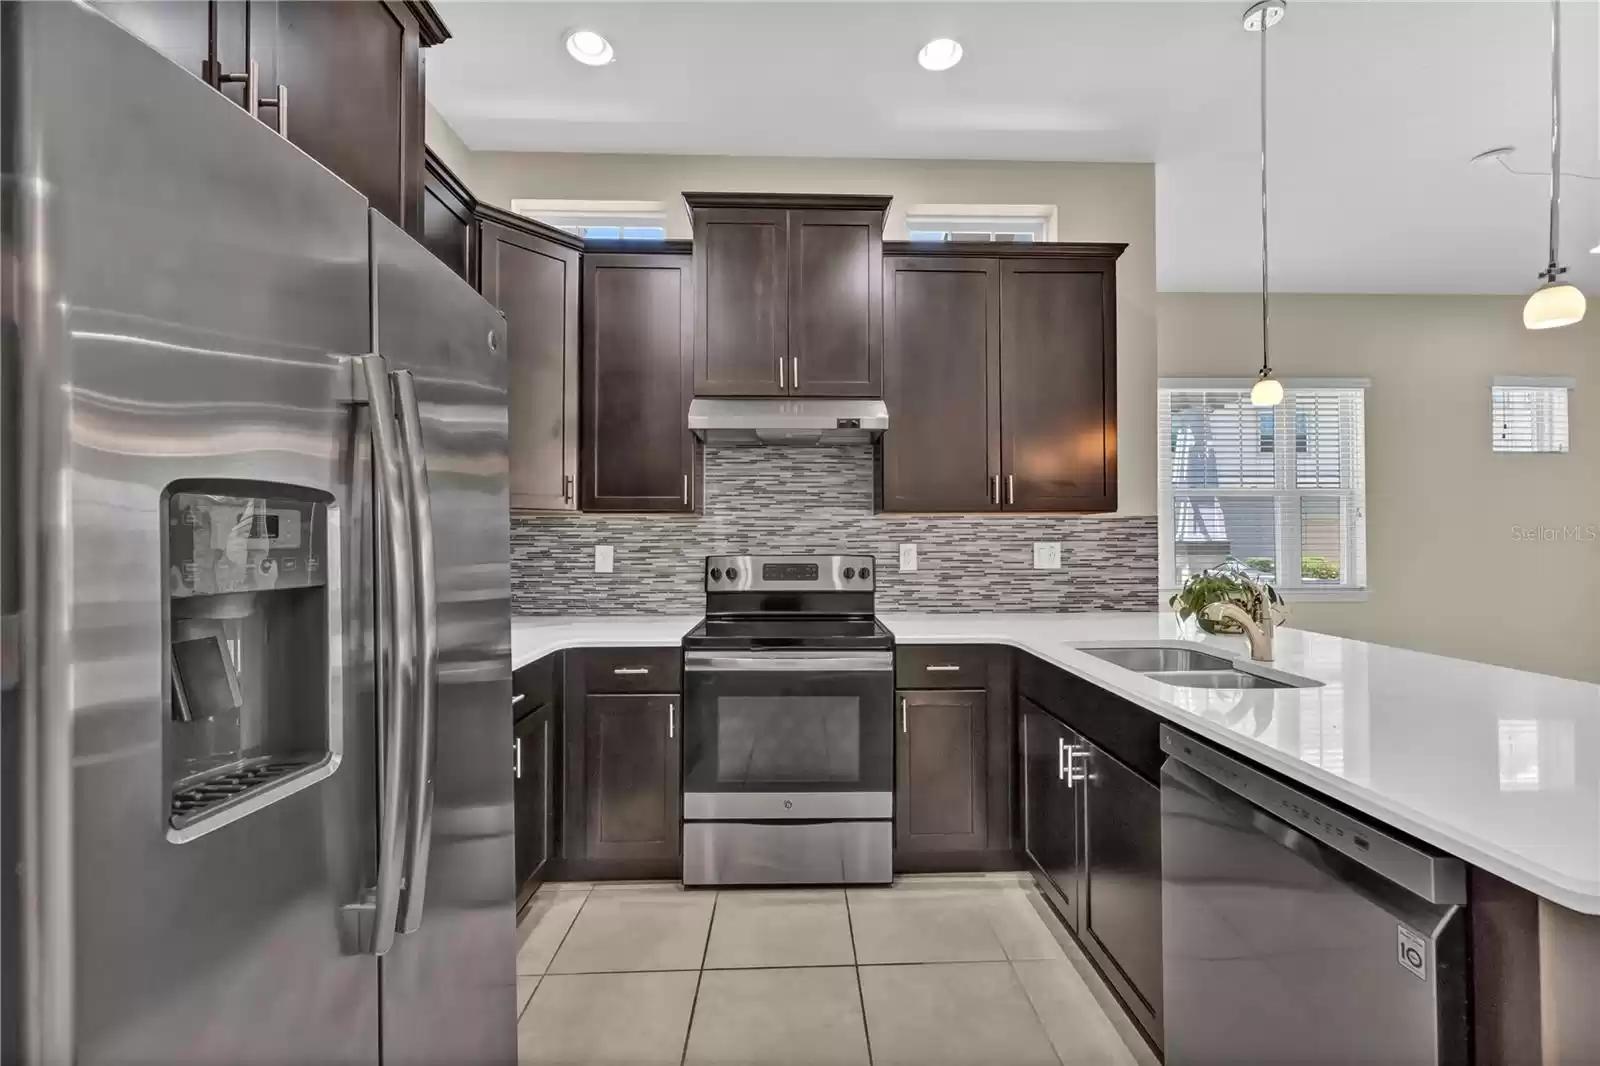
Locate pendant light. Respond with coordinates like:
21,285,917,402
1523,0,1586,329
1245,1,1285,406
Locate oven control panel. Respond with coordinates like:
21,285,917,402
705,554,875,592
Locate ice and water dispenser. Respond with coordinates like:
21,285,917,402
164,481,340,840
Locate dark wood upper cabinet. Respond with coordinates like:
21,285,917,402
477,208,583,511
422,147,475,284
788,210,883,396
95,0,448,238
582,694,681,863
999,257,1118,512
687,192,889,399
881,257,1001,512
896,689,989,855
581,246,697,513
691,205,788,396
879,243,1123,514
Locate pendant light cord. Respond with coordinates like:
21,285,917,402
1260,11,1271,375
1545,0,1562,279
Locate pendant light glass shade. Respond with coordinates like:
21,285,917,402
1523,281,1587,329
1251,371,1284,407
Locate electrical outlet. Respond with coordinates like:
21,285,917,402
1033,542,1062,570
594,545,614,574
899,544,918,572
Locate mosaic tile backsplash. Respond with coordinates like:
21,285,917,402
510,444,1158,615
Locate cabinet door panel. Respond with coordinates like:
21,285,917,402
789,210,881,396
999,260,1116,511
275,0,421,231
422,150,475,283
1084,742,1163,1037
92,1,217,84
585,695,680,862
514,704,552,898
1022,700,1082,931
896,690,987,854
582,254,696,513
694,209,787,396
480,220,580,511
881,257,1000,511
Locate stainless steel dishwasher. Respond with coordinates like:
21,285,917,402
1159,727,1469,1066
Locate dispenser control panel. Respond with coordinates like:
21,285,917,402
168,492,325,597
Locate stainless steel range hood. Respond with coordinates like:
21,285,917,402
688,398,889,446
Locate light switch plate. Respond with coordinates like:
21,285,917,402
1033,542,1062,570
594,545,614,574
899,544,918,572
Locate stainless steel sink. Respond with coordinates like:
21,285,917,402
1143,669,1290,690
1078,646,1235,673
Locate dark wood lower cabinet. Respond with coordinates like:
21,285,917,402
1019,668,1163,1053
581,694,681,864
896,690,988,854
1081,740,1163,1047
513,702,553,907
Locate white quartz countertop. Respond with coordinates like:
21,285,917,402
880,611,1600,915
508,609,1600,913
511,615,701,669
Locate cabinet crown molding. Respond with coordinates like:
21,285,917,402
407,1,452,46
582,238,695,256
884,240,1128,260
683,191,893,218
476,204,586,250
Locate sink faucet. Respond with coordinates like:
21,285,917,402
1202,600,1275,662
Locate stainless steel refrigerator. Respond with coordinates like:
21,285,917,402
1,3,516,1062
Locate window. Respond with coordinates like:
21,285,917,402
508,199,669,242
1492,376,1572,453
1159,379,1368,598
904,204,1055,244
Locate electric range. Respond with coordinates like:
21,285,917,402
680,554,894,886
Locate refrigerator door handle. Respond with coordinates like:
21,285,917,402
393,370,438,935
356,354,415,957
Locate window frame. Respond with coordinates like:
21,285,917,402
508,199,670,242
1491,375,1573,455
1158,377,1371,602
903,203,1057,244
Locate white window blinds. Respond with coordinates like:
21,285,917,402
1159,380,1367,594
1492,377,1572,454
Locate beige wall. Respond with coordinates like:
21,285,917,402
1159,293,1600,681
424,104,474,184
463,151,1157,516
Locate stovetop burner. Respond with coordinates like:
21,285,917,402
684,614,893,651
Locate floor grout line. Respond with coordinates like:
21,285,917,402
519,885,592,984
677,890,719,1066
844,889,874,1066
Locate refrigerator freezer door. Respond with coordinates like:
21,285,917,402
6,4,379,1062
370,213,516,1064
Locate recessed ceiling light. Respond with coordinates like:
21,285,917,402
565,29,614,66
917,38,963,72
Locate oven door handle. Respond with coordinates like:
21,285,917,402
684,651,893,673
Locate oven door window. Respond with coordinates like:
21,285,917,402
684,668,893,795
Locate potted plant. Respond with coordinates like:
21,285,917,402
1168,560,1286,635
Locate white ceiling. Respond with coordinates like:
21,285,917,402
429,1,1600,293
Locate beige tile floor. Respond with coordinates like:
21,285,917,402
515,873,1154,1066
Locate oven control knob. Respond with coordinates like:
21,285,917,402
725,566,739,582
843,567,855,580
709,568,722,582
859,567,871,580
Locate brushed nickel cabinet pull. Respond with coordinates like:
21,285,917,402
514,737,522,780
925,664,961,673
612,667,650,676
791,356,799,389
512,693,526,706
778,357,786,389
1007,474,1015,506
682,474,689,505
563,474,573,503
901,698,908,734
217,60,260,117
668,702,675,739
259,82,287,138
990,474,1000,505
